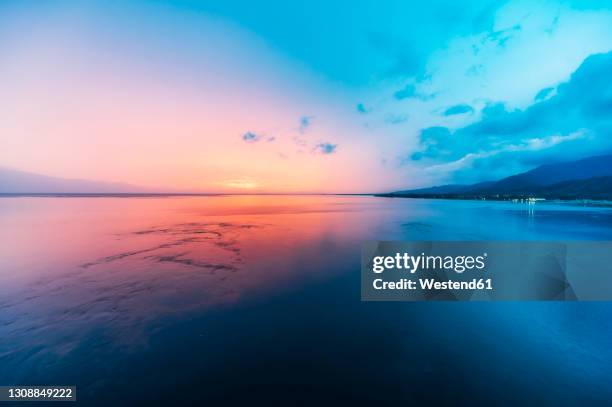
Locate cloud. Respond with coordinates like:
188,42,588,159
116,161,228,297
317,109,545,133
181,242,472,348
385,114,408,124
242,131,262,143
299,115,314,133
410,126,453,161
409,51,612,181
534,86,554,101
465,64,485,77
356,103,371,114
313,142,337,154
483,24,522,48
393,83,435,101
393,83,417,100
393,83,416,100
363,2,504,81
424,130,588,175
443,104,474,116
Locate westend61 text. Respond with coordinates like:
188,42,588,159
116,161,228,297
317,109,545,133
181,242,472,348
373,278,493,291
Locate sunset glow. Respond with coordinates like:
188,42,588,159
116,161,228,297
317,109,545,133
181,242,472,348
2,1,612,193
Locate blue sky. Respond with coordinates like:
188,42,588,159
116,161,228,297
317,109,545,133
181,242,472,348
199,0,612,184
1,0,612,191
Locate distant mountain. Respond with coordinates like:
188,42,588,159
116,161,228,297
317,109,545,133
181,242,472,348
0,167,148,193
385,154,612,201
505,176,612,200
478,154,612,194
394,181,495,195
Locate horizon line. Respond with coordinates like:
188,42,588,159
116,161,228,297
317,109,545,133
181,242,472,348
0,192,378,197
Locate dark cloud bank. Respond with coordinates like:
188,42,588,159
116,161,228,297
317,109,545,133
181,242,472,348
411,51,612,182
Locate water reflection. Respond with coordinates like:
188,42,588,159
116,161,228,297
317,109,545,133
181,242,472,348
0,196,611,404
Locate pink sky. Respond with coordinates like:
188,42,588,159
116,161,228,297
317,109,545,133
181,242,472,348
0,4,398,193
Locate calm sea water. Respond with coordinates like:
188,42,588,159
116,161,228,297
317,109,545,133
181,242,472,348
1,195,612,405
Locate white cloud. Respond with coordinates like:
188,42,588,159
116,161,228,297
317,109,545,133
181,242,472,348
424,130,588,176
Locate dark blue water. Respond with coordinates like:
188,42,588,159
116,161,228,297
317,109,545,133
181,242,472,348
1,196,611,405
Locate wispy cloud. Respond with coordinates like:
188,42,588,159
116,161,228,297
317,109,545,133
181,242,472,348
356,103,371,114
385,114,408,124
242,131,262,143
483,24,522,48
314,142,337,154
299,115,314,133
443,104,474,116
424,130,588,175
534,86,555,101
393,83,434,101
393,83,417,100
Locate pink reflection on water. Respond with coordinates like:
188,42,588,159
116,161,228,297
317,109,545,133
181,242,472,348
0,195,381,355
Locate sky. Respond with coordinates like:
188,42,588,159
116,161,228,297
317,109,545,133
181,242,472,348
1,0,611,193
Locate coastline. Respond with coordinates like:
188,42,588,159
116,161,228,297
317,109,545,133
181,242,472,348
375,193,612,208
